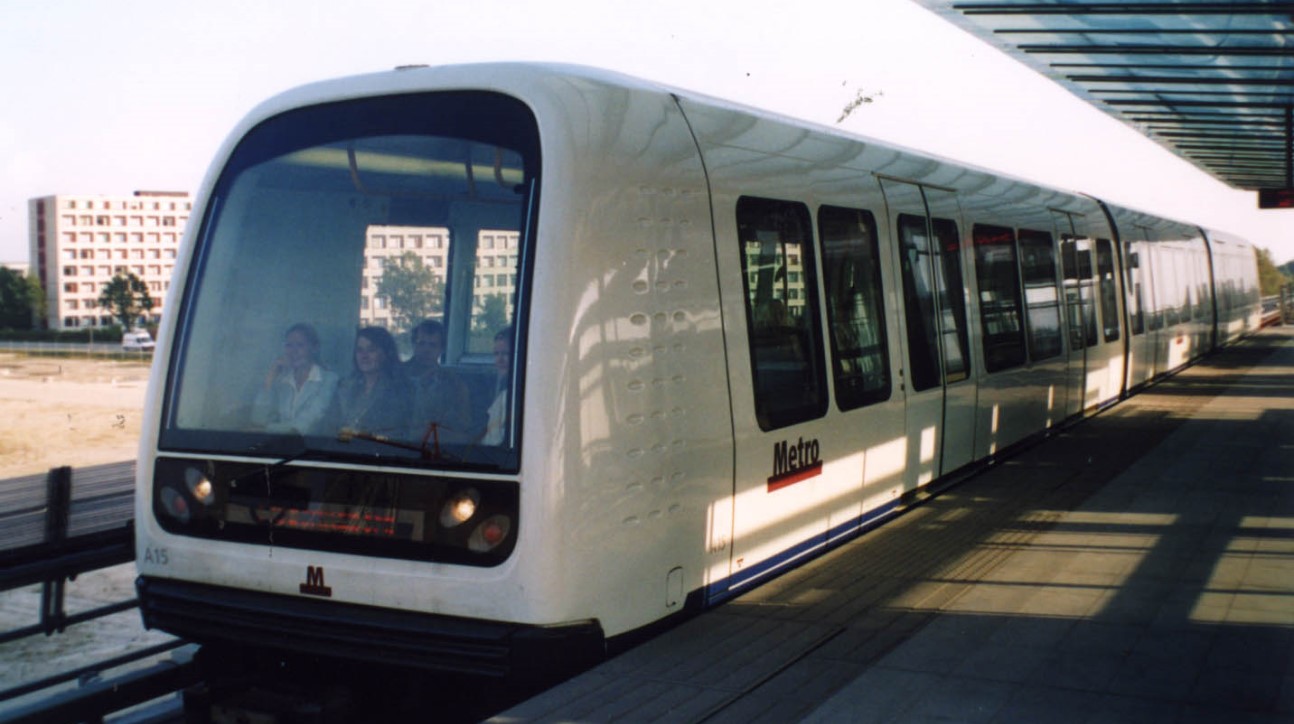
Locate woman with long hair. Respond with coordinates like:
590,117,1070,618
330,326,413,436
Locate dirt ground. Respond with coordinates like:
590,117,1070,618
0,353,150,479
0,354,175,705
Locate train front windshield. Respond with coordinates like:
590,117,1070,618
161,92,538,475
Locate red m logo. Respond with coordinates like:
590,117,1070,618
299,565,333,597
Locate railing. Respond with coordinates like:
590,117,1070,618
0,339,154,362
1260,294,1283,328
0,462,136,631
0,462,197,723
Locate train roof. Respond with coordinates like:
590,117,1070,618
217,62,1249,250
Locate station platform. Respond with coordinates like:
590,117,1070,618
493,328,1294,723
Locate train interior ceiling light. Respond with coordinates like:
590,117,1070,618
914,1,1294,208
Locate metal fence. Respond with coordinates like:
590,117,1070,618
0,340,154,362
0,462,195,723
0,462,137,641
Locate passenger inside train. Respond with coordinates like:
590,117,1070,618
329,326,413,438
250,322,339,435
405,319,473,444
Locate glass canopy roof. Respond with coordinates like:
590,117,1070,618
914,1,1294,200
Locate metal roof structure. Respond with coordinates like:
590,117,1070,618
913,1,1294,207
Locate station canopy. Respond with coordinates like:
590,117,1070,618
914,1,1294,208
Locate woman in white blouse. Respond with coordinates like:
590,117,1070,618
251,322,338,435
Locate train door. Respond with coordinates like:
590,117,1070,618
1090,237,1126,402
1124,234,1153,388
816,203,907,541
1055,213,1090,418
724,196,833,591
881,179,976,489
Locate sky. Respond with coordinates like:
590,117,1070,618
2,0,1290,265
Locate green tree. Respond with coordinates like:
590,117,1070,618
1256,248,1290,296
97,271,154,330
25,274,46,328
473,293,509,335
376,251,443,333
0,267,37,329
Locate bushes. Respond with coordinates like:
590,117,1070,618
0,327,125,343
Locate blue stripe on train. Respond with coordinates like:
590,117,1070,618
704,500,900,606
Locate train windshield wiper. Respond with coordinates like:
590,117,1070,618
337,427,461,462
232,433,325,486
336,427,511,472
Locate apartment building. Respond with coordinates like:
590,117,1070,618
361,224,518,340
29,191,190,330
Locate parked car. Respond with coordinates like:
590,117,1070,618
122,330,155,351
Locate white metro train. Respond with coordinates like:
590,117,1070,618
135,64,1262,677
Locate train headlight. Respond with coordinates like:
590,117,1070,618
159,486,191,524
185,467,215,506
439,488,480,528
468,515,511,552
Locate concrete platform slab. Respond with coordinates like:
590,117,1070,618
493,329,1294,722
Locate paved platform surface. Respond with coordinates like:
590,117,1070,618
493,328,1294,723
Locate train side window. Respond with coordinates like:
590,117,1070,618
818,205,890,410
972,224,1026,373
1017,230,1063,361
1061,236,1097,348
1162,250,1181,327
736,196,827,430
932,218,971,384
1095,239,1120,343
897,214,971,391
1124,241,1145,336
